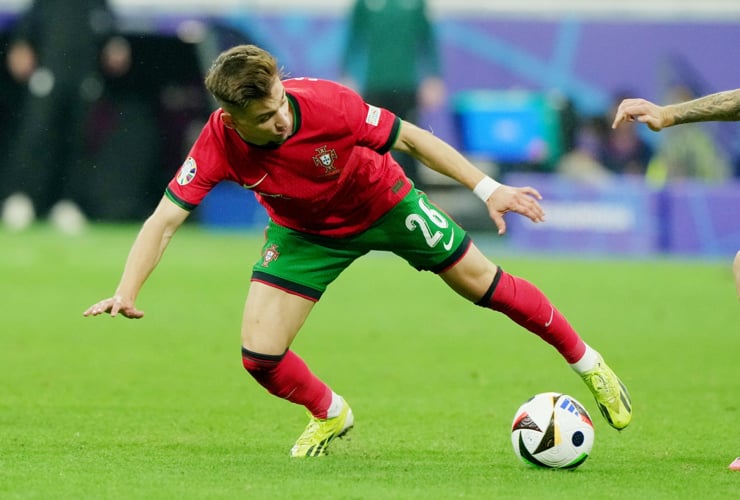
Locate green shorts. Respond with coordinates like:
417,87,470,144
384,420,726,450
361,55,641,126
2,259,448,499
251,189,471,301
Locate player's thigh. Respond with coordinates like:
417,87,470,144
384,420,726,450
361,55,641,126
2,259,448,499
241,281,316,354
243,222,365,354
378,189,470,272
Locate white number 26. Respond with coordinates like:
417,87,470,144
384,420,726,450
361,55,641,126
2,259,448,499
404,198,453,249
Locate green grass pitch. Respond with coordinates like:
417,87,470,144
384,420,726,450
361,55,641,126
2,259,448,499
1,224,738,498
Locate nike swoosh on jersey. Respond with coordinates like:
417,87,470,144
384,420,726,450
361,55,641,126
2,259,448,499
443,231,454,251
544,307,554,327
243,173,268,189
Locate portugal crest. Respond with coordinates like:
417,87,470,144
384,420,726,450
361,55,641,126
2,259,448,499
312,145,338,175
261,243,280,267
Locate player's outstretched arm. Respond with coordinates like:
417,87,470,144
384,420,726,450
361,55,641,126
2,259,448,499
612,89,740,131
83,195,190,319
393,120,545,235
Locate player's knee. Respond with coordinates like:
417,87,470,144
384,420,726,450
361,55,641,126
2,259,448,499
241,347,299,399
475,266,505,308
241,346,285,373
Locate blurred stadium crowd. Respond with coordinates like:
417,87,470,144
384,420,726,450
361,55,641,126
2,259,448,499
0,0,738,235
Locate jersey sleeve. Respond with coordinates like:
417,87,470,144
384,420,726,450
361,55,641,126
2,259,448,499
335,83,402,154
165,114,227,210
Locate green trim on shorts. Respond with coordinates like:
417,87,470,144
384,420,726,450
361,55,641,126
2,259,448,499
251,189,471,300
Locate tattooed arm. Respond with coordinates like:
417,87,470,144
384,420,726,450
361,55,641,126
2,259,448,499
611,89,740,131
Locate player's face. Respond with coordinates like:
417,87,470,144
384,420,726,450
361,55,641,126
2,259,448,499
223,78,293,146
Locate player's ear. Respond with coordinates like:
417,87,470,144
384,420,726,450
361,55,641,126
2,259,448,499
221,112,236,129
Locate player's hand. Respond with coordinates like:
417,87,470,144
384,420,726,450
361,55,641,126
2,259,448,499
486,185,545,235
83,295,144,319
611,98,671,131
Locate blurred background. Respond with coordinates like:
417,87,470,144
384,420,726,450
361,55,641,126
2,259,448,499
0,0,738,258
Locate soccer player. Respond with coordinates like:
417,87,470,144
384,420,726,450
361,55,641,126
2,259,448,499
612,88,740,301
84,45,632,457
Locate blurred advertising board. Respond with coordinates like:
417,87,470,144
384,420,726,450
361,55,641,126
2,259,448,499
663,181,740,256
506,173,740,257
505,173,661,256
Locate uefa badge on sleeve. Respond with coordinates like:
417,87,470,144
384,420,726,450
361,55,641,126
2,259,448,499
177,157,197,185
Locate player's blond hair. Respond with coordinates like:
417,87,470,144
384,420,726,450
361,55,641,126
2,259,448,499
204,45,282,114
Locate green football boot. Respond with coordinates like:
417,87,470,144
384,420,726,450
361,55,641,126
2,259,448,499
290,399,354,457
581,356,632,430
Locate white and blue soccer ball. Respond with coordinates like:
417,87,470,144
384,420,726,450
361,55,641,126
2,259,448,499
511,392,594,469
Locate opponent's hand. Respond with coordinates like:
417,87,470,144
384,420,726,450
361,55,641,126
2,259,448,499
611,98,671,131
486,185,545,235
83,295,144,319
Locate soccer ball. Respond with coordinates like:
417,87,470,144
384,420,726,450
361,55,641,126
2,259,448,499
511,392,594,469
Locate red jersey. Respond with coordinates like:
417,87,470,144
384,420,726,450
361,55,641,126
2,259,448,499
166,78,413,237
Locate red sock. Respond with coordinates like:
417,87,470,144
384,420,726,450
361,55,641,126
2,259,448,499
242,348,333,418
477,268,586,363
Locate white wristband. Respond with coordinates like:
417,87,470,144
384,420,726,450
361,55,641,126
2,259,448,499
473,176,501,202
